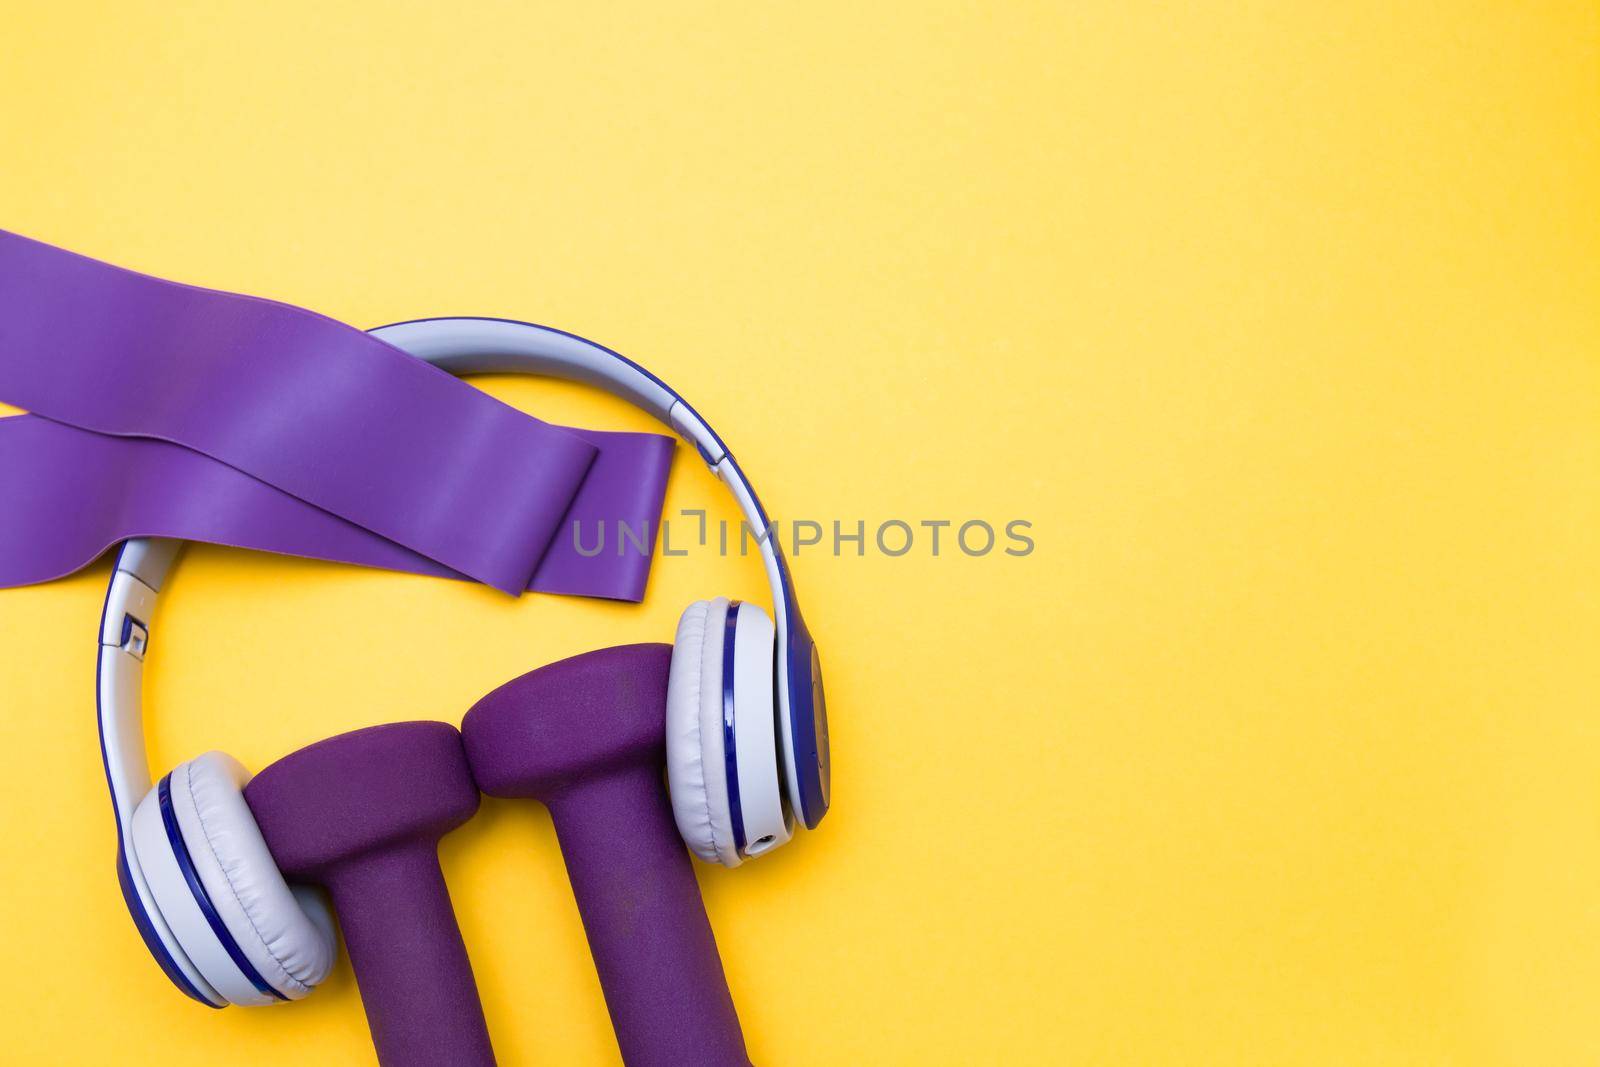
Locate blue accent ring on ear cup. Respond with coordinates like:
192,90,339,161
115,851,220,1007
156,775,288,1002
722,601,748,857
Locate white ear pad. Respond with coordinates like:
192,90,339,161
129,753,336,1004
666,598,793,867
667,599,741,867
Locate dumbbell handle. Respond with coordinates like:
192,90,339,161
324,842,496,1067
546,764,752,1067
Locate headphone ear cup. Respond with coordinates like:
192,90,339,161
666,599,742,867
125,790,225,1006
129,753,336,1005
722,601,792,859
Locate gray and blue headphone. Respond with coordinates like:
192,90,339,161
97,317,832,1006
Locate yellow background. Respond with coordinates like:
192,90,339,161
1,2,1597,1063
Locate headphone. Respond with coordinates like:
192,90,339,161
97,317,832,1007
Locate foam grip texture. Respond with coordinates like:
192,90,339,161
243,722,495,1067
463,644,752,1067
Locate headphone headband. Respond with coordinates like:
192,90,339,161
100,319,828,905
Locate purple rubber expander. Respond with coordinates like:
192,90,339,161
463,644,753,1067
0,229,673,601
244,722,496,1067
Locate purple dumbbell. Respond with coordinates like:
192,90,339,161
244,721,495,1067
463,643,752,1067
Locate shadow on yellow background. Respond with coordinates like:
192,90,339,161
1,2,1597,1063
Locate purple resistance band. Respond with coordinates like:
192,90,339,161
0,230,673,599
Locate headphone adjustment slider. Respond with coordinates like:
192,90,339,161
120,616,149,660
